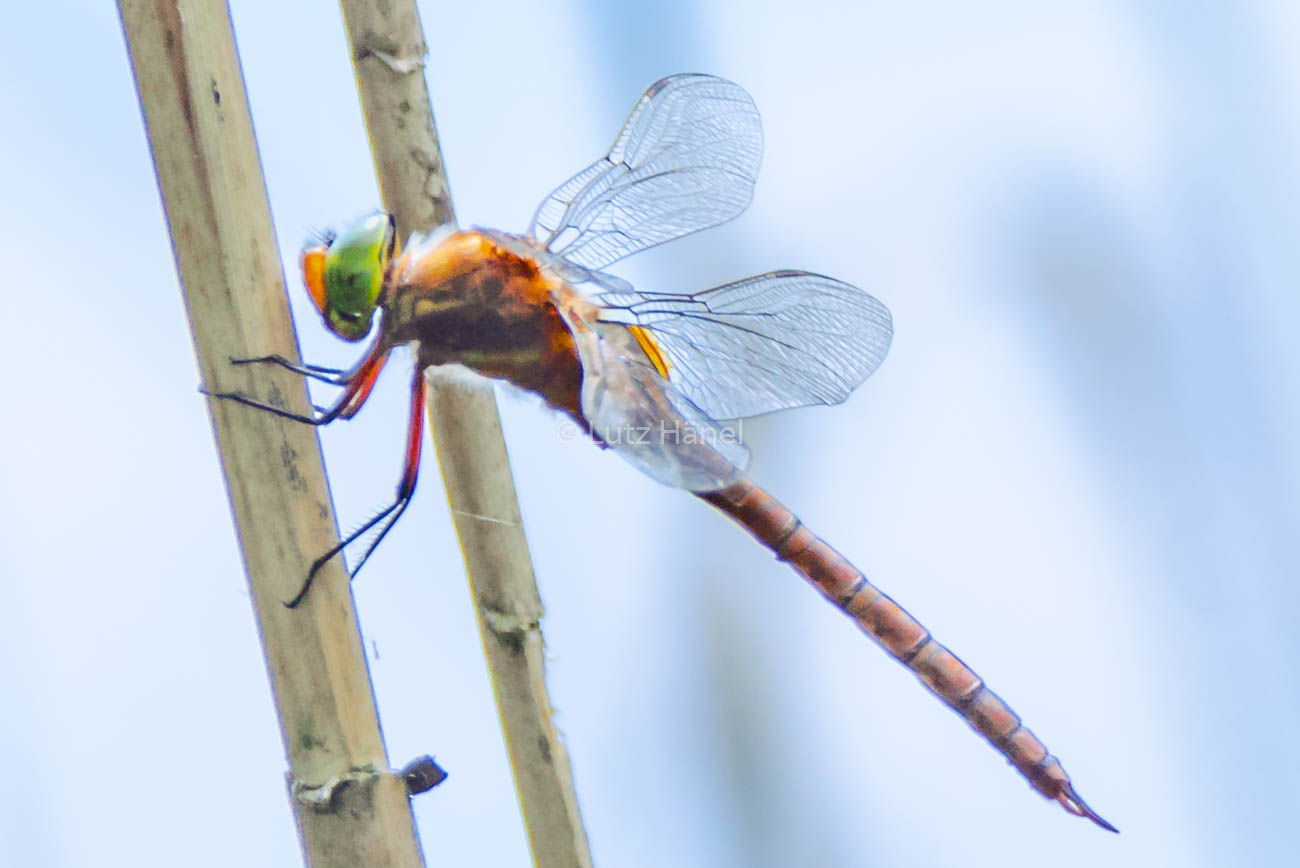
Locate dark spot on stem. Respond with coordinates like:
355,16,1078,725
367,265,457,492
497,629,524,656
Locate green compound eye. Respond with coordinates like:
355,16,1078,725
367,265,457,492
315,212,396,341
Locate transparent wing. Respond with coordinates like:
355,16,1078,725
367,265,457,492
593,271,893,421
529,74,763,272
558,307,748,492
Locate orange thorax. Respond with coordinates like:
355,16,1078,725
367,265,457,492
384,229,586,427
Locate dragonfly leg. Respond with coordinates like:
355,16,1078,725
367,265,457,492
203,387,340,425
207,341,389,426
229,354,348,385
284,366,426,608
335,349,389,421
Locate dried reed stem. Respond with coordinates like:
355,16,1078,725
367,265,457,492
119,1,426,864
336,2,593,866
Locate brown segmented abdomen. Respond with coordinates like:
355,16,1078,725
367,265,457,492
699,478,1116,831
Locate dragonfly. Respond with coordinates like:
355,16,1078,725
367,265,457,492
211,74,1115,831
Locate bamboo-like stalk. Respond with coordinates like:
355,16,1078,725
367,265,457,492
118,2,426,865
336,3,594,866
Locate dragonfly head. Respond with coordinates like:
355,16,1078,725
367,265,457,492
299,212,397,342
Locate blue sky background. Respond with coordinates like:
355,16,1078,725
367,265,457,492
2,1,1298,865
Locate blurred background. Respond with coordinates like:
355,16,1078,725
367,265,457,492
2,1,1298,865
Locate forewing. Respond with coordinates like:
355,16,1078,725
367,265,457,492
594,271,893,420
529,74,763,271
557,305,748,492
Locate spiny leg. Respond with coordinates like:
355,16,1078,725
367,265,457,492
285,367,426,608
229,353,348,385
205,388,342,425
207,343,389,426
